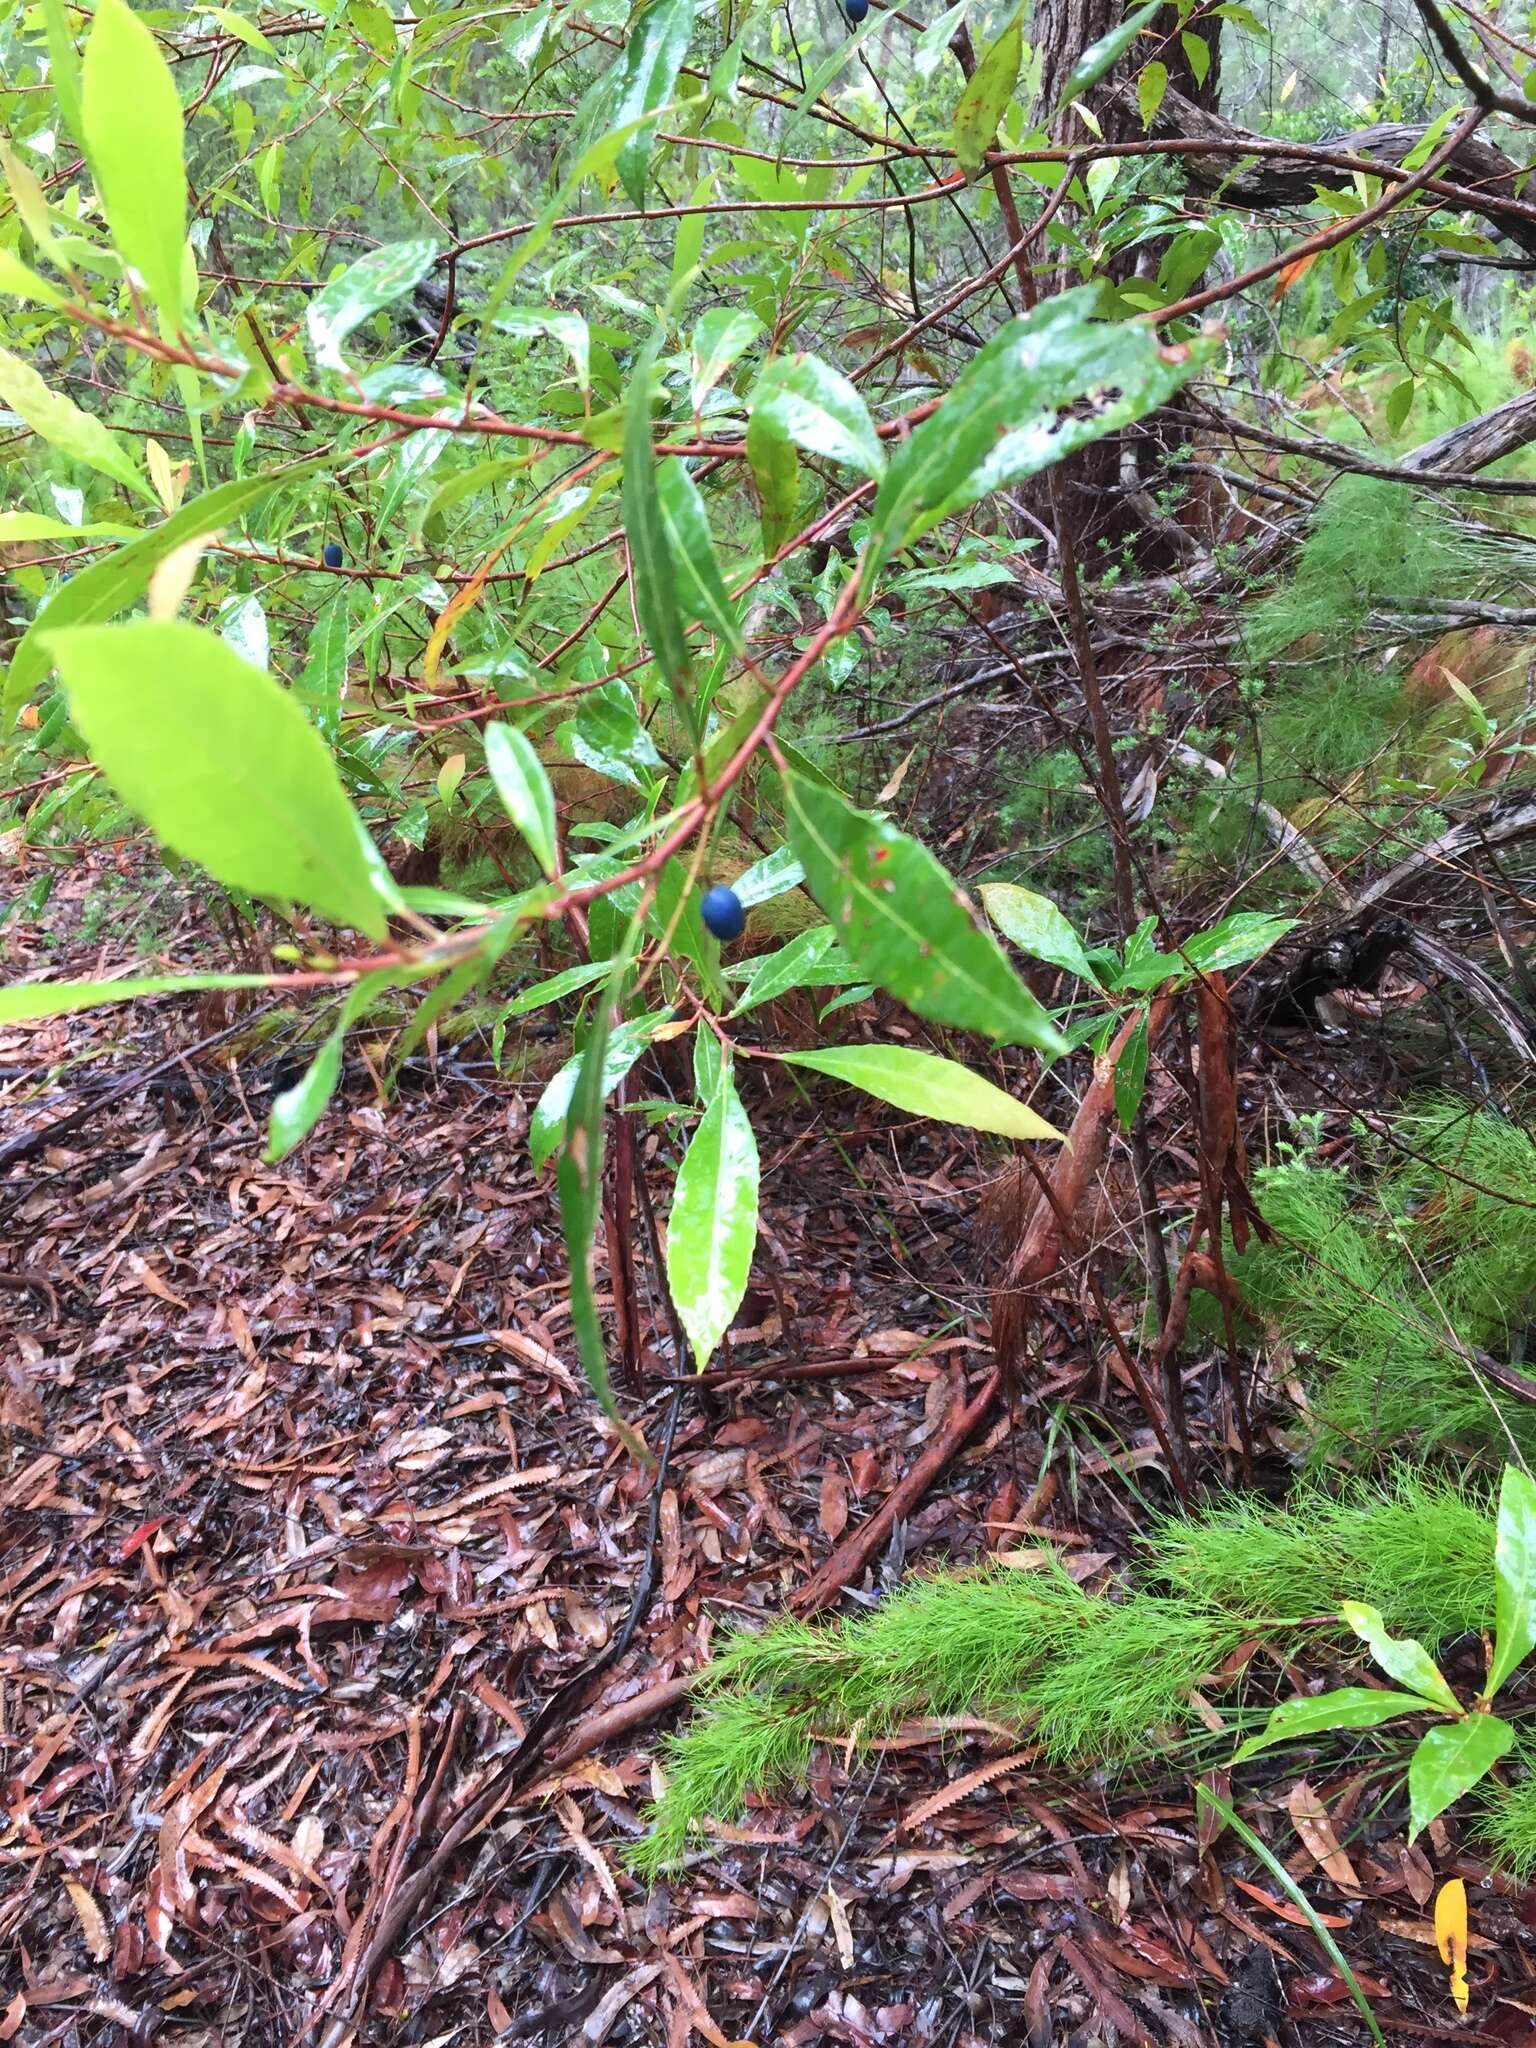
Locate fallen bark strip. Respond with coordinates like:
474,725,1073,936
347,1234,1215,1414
788,1367,1002,1618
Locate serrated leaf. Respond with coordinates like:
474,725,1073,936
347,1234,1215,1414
47,620,386,938
1487,1464,1536,1699
786,773,1066,1053
0,347,152,502
981,882,1097,982
953,15,1022,177
691,307,761,411
865,286,1200,582
1341,1602,1462,1716
307,238,439,372
750,353,884,480
781,1043,1063,1141
611,0,696,206
485,721,559,878
666,1064,759,1369
1408,1716,1514,1842
1232,1687,1431,1765
83,0,187,329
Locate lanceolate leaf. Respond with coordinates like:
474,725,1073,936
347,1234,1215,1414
1232,1687,1431,1765
531,1012,665,1170
746,406,799,555
1056,0,1159,111
267,972,392,1162
1114,1010,1150,1131
1340,1602,1463,1716
83,0,188,329
786,773,1067,1053
656,458,743,653
0,971,281,1026
729,926,850,1014
0,348,152,503
781,1044,1063,1141
611,0,696,206
554,922,650,1455
691,307,761,411
4,454,334,726
307,238,440,372
1487,1464,1536,1699
1179,912,1297,975
666,1064,760,1370
981,882,1098,983
953,14,1022,177
865,287,1200,583
1408,1716,1514,1843
47,620,386,939
750,354,884,481
485,721,559,878
623,339,693,701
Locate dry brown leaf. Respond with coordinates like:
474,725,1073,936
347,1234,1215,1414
819,1468,848,1542
62,1878,109,1961
1286,1779,1359,1888
901,1748,1039,1832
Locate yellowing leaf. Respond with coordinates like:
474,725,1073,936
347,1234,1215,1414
1435,1877,1469,2013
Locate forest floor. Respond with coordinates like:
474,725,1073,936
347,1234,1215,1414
5,846,1536,2048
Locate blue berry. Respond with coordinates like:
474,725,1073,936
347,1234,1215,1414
322,541,344,568
700,884,746,941
846,0,869,20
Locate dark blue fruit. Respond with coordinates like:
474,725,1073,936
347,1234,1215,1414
845,0,869,20
322,541,344,568
700,884,746,941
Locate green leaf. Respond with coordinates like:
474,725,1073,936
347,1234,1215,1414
611,0,696,206
1232,1686,1432,1765
1180,30,1211,87
0,249,64,306
794,1,889,113
781,1044,1063,1141
532,1012,664,1170
750,353,885,481
0,970,278,1026
729,926,849,1014
953,15,1022,177
47,620,386,939
555,922,650,1455
1114,1010,1149,1131
914,0,971,79
623,337,692,702
485,721,559,879
981,882,1097,983
666,1063,760,1369
746,407,799,555
656,458,743,654
299,594,349,744
306,238,440,372
82,0,187,329
1341,1602,1462,1716
865,287,1201,582
1057,0,1159,110
691,307,761,411
0,514,137,545
1407,1715,1515,1842
1137,58,1168,130
41,0,85,147
1487,1465,1536,1699
1180,912,1297,975
0,347,152,503
786,773,1067,1053
569,678,664,791
498,958,615,1022
732,845,806,906
4,454,334,727
266,973,390,1162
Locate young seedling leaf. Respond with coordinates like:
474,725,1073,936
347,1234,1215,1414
1487,1463,1536,1698
666,1063,760,1370
47,620,386,939
1340,1601,1462,1717
786,773,1068,1053
485,721,559,878
1408,1715,1514,1842
1232,1687,1431,1765
780,1044,1063,1142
